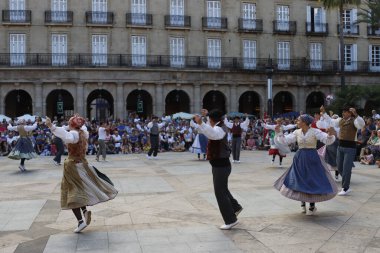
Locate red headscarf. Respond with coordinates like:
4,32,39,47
69,114,85,129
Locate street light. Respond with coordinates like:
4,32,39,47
266,57,274,119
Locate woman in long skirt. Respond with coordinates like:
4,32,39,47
8,119,38,172
274,114,338,215
46,115,118,233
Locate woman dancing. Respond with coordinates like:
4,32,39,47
7,119,38,172
46,114,118,233
274,114,338,215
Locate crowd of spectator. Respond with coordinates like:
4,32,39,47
1,110,380,169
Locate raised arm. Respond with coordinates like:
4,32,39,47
7,124,17,131
24,122,38,132
50,126,80,144
314,128,336,145
240,117,250,131
197,123,225,140
223,118,233,129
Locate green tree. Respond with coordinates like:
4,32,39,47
328,85,380,116
320,0,362,88
357,0,380,33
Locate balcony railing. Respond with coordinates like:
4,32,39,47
86,11,114,25
337,24,359,35
368,26,380,37
45,11,73,24
305,22,328,36
0,53,378,74
238,18,263,33
164,15,191,28
2,10,31,23
273,21,297,35
202,17,228,30
126,13,153,27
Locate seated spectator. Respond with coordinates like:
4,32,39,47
172,140,186,152
360,148,374,165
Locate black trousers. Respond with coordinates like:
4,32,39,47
53,137,64,164
232,137,242,161
148,134,159,157
212,165,240,224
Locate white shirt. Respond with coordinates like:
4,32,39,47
196,121,226,140
98,127,107,140
224,117,250,131
147,122,166,130
113,134,122,147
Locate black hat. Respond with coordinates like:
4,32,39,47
234,116,240,119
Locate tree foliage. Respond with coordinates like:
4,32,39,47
357,0,380,28
327,85,380,116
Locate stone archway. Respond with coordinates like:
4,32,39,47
238,91,260,116
203,90,226,114
126,89,153,118
165,90,190,115
87,89,114,121
306,91,325,114
46,89,74,119
5,89,33,118
273,91,293,115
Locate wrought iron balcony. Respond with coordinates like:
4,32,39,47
85,11,114,25
238,18,263,33
0,53,378,74
305,22,328,36
202,17,228,30
164,15,191,28
45,11,73,25
273,21,297,35
337,24,359,35
126,13,153,27
2,10,31,24
368,26,380,37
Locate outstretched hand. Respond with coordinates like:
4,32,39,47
193,115,203,125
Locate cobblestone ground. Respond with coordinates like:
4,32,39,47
0,151,380,253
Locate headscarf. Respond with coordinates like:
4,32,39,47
68,114,85,129
299,114,314,125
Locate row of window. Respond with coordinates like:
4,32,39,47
7,33,380,71
3,0,379,36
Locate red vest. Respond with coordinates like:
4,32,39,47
231,123,242,137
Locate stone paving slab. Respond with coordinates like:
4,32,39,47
0,151,380,252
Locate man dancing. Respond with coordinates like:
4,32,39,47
224,115,249,163
193,109,242,230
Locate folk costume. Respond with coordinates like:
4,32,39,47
274,115,338,215
224,117,249,163
147,117,166,159
193,111,242,230
7,120,38,172
190,119,208,160
47,115,118,233
264,122,296,166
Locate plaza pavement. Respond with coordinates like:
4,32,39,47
0,151,380,253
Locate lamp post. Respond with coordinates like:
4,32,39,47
266,57,274,119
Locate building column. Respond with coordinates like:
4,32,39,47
230,84,237,112
34,82,43,116
297,88,306,113
116,82,124,120
0,85,4,115
76,82,85,116
155,83,163,116
193,83,201,113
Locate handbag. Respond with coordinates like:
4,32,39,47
92,166,114,186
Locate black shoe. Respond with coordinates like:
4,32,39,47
235,206,243,217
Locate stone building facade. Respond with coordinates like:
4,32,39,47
0,0,379,120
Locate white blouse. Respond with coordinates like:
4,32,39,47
7,122,37,132
51,125,89,144
278,128,335,149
